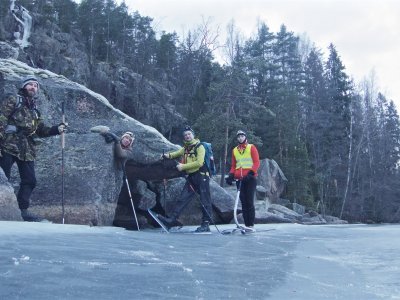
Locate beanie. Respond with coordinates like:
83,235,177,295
20,76,39,89
121,131,135,148
182,125,195,136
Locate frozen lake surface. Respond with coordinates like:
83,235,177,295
1,221,399,299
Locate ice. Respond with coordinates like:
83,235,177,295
0,222,399,299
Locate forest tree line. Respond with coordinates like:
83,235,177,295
7,0,400,222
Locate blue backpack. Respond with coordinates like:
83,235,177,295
195,142,217,177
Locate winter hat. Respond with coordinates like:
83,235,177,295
236,130,246,137
122,131,134,139
121,131,135,148
182,125,195,136
20,76,39,89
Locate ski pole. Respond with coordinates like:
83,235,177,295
186,176,222,234
162,149,167,216
61,101,65,224
233,180,242,228
122,163,140,231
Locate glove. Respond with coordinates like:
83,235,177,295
58,122,68,133
161,153,170,160
243,170,255,182
4,125,17,134
101,132,119,144
176,163,184,172
225,173,234,186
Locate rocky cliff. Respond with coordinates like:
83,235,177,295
0,58,180,225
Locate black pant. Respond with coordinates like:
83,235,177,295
0,151,36,210
171,172,212,223
236,176,257,227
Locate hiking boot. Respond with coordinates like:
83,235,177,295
20,209,43,222
194,221,210,233
157,215,183,229
242,226,256,233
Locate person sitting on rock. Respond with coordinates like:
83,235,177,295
0,76,67,222
158,125,213,233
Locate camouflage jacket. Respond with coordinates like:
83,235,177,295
0,93,59,161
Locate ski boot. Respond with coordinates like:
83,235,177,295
20,209,44,222
241,226,256,234
157,215,183,229
194,221,211,233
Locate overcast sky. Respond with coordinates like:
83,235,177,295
119,0,399,107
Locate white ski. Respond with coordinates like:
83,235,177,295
222,184,256,235
147,209,169,233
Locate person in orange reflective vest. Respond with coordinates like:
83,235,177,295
225,130,260,228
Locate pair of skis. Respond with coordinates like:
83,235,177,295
147,180,256,235
147,209,212,234
147,209,169,233
147,173,217,234
221,182,256,235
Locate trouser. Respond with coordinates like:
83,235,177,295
0,151,36,210
236,176,257,227
171,172,212,223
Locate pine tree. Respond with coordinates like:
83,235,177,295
156,32,178,77
323,43,353,215
78,0,106,64
54,0,78,33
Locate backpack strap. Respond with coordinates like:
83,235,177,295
7,95,23,122
184,142,198,156
194,142,209,174
182,142,199,164
193,141,206,158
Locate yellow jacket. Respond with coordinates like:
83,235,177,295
168,138,205,174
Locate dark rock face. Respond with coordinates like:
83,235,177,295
1,5,186,137
0,42,19,59
89,63,187,136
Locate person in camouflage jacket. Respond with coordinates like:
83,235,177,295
0,76,67,221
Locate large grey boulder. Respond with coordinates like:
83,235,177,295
257,159,288,203
0,58,171,225
0,168,22,221
268,204,302,221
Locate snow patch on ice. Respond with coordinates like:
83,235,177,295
12,255,30,265
81,261,109,267
196,261,212,266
